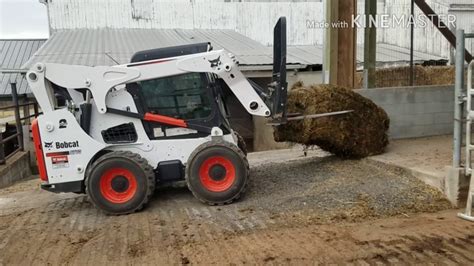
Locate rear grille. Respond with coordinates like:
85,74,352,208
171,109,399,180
101,123,138,144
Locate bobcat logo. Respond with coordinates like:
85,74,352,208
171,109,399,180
208,56,221,68
44,142,53,149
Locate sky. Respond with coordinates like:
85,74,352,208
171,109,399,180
0,0,49,39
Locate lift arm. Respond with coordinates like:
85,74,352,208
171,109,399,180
26,49,271,118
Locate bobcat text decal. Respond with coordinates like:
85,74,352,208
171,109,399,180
55,141,80,149
45,141,80,150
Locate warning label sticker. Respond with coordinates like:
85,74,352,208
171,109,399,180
51,155,69,169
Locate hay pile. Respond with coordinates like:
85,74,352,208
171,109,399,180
274,82,390,158
355,65,456,89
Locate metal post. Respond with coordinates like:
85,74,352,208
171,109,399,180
410,0,415,86
322,0,329,84
466,61,474,174
453,30,465,168
449,23,456,65
11,83,24,151
23,95,30,125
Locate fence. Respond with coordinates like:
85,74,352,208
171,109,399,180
0,82,39,164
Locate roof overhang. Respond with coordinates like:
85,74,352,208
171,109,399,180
23,28,322,73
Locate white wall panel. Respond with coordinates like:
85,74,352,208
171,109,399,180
46,0,473,58
47,0,324,46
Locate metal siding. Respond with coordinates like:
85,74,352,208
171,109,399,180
0,39,47,95
382,0,452,59
47,1,324,46
46,0,469,60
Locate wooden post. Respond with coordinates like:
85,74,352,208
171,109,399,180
327,0,339,85
337,0,357,88
364,0,377,88
327,0,357,88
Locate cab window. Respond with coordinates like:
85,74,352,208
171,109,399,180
138,73,213,120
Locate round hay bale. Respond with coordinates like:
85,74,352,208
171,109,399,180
274,82,390,158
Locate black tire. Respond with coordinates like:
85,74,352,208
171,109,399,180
186,140,249,205
235,131,248,155
86,151,155,215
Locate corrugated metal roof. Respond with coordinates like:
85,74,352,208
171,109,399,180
23,29,318,71
24,28,445,70
21,29,446,94
0,39,46,95
289,43,446,68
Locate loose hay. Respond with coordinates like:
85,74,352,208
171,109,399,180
274,82,390,158
355,65,456,88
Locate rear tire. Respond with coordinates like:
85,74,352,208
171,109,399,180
86,151,155,215
186,140,249,205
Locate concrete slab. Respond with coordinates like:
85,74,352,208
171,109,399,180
370,135,452,189
369,135,470,206
248,145,330,166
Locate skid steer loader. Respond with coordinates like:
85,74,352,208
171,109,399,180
26,17,288,215
28,17,349,215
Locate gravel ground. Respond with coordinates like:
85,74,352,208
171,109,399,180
237,156,451,224
0,154,456,265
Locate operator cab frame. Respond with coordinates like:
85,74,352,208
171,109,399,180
126,43,234,140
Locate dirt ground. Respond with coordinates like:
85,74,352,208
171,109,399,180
0,155,473,265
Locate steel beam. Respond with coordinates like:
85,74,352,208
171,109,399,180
415,0,473,63
453,30,465,167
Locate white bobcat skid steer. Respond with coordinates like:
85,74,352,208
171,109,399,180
27,18,289,215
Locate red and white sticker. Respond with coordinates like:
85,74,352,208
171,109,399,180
51,155,69,169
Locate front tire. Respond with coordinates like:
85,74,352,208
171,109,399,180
235,131,248,155
186,141,249,205
86,151,155,215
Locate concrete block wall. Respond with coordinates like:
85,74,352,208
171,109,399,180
0,151,32,188
356,85,454,139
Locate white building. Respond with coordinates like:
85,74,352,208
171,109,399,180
26,0,459,150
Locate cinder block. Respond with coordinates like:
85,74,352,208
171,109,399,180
391,113,436,127
0,151,32,189
413,87,454,103
433,112,455,125
389,123,453,139
357,86,455,139
357,85,454,104
397,102,453,115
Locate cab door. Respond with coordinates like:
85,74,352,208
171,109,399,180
127,73,224,139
